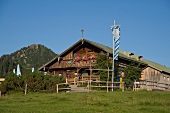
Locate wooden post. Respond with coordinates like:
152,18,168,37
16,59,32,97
82,76,83,85
88,80,89,93
25,84,27,95
99,80,100,87
66,78,68,84
0,91,1,97
74,77,76,85
77,80,79,86
90,63,92,90
56,84,58,93
107,66,109,93
122,82,124,92
107,82,108,93
134,80,136,91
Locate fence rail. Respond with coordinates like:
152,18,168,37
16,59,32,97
139,80,170,91
56,80,125,93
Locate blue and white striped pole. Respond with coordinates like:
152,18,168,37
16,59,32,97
113,26,120,60
111,20,120,91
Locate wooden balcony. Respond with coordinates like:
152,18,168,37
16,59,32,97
67,75,100,83
50,60,96,69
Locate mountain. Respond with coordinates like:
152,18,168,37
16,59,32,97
0,44,57,77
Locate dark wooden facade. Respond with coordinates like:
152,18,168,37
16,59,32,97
39,39,109,81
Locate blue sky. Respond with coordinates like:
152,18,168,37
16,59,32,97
0,0,170,67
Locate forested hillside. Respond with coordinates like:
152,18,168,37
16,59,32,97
0,44,57,77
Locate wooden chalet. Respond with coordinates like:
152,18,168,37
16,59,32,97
39,38,115,82
39,38,170,91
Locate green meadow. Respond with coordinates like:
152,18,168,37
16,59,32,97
0,91,170,113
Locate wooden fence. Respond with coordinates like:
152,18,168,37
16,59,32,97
139,80,170,91
56,83,72,93
56,80,125,93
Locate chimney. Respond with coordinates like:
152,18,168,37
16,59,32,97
129,53,134,57
138,56,143,60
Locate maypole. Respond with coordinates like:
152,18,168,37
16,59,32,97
111,20,120,91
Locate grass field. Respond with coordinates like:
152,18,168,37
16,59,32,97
0,91,170,113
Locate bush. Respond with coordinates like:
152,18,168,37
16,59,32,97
95,54,112,81
0,72,23,94
0,72,65,94
124,63,142,90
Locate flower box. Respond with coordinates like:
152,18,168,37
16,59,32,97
83,56,89,61
75,57,81,61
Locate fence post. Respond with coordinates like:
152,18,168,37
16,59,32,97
82,77,83,85
107,81,108,93
122,82,124,92
25,84,27,95
77,80,79,86
56,84,58,93
88,80,89,93
74,78,76,85
134,80,136,91
66,78,68,84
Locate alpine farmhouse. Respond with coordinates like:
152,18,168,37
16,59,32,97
39,38,170,91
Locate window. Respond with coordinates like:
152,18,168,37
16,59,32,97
73,53,76,57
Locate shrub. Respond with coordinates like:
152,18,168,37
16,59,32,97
0,71,65,94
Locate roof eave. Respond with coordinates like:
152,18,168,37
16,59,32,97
38,39,84,71
38,56,59,71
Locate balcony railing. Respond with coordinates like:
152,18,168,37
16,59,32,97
50,60,96,69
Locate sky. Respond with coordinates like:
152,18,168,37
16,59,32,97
0,0,170,67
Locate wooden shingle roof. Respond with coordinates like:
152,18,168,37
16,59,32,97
39,38,170,74
143,60,170,74
85,39,146,64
